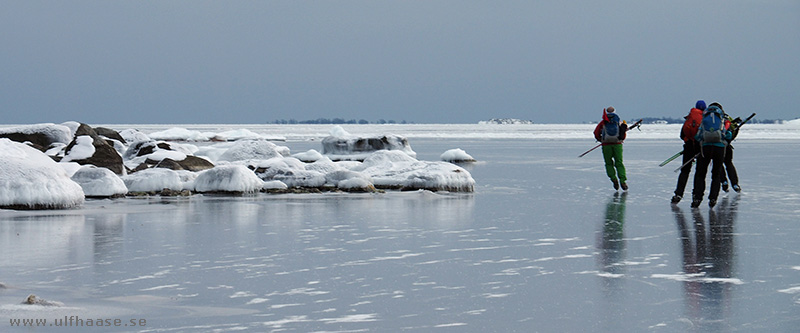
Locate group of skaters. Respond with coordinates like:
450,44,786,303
593,101,743,208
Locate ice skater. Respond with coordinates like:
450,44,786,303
691,102,732,208
720,113,742,193
672,100,705,203
593,106,629,190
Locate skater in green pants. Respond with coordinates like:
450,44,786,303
593,106,629,190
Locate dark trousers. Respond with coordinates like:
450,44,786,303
693,145,726,201
674,141,701,197
720,145,739,186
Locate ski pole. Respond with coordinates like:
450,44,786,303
579,143,602,157
659,150,683,167
674,152,701,173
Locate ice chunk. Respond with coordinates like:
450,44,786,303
0,138,85,209
71,165,128,198
194,165,263,194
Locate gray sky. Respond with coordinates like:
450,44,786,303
2,1,798,124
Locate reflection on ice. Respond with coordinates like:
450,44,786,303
670,196,739,331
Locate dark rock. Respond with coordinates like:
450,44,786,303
177,155,214,172
151,158,185,171
94,127,126,144
63,123,124,175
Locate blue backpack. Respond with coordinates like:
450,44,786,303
601,113,621,143
700,106,725,144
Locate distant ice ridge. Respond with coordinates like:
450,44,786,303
478,118,534,125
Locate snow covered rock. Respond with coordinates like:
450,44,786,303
124,140,212,172
0,138,85,209
194,165,263,194
0,123,73,151
94,127,126,144
250,157,327,188
325,170,376,192
321,125,416,160
62,124,125,174
354,150,475,192
70,166,128,198
440,148,476,163
121,168,184,193
217,139,289,162
118,128,151,144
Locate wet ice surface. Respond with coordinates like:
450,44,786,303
2,138,800,332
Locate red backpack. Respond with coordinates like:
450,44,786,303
681,108,703,142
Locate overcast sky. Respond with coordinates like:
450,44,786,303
2,1,798,124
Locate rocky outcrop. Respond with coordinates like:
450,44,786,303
63,123,124,174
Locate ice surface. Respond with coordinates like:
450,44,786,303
70,166,128,197
0,138,84,209
2,128,800,331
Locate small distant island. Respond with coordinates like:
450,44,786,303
478,118,534,125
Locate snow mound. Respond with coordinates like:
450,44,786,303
121,168,184,192
321,125,416,160
217,140,289,162
354,150,474,192
440,148,476,162
0,138,85,209
70,166,128,198
194,165,263,194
